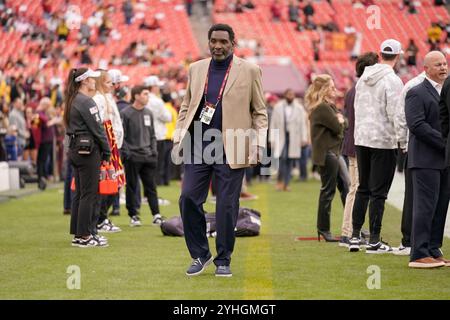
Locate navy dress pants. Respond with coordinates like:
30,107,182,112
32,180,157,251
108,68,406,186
180,162,245,266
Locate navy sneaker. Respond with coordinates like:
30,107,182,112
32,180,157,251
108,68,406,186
339,236,350,247
215,265,232,277
186,254,213,276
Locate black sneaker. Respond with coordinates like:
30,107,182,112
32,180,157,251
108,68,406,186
92,234,108,246
215,265,232,277
77,235,108,248
130,215,142,227
71,237,81,247
110,208,120,216
97,219,122,233
349,237,361,252
339,236,350,247
38,177,47,191
186,254,213,276
366,240,393,254
152,214,164,226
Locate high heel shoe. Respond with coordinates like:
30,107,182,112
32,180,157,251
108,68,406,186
317,230,338,242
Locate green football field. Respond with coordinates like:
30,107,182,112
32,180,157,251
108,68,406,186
0,178,449,300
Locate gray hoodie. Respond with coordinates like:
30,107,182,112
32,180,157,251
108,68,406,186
354,63,405,149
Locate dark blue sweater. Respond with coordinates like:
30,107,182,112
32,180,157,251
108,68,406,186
194,54,233,133
190,55,233,158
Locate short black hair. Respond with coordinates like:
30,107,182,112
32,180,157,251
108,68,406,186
380,47,398,61
131,85,148,103
208,24,235,42
355,52,379,77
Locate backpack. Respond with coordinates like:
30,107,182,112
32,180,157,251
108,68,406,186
160,216,184,236
160,207,261,237
235,207,261,237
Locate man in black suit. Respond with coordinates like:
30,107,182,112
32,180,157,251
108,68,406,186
406,51,449,269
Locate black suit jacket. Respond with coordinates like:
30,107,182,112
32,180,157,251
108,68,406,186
439,75,450,166
406,78,446,169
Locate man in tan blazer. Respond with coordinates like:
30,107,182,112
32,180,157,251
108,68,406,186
174,24,267,277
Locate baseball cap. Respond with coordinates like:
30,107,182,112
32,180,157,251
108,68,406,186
75,69,101,82
108,69,130,84
50,77,63,87
380,39,404,55
144,75,165,87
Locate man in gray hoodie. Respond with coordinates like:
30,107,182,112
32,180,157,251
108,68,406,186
349,39,405,254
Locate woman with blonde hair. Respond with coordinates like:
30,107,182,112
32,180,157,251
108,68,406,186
306,74,349,242
92,70,125,234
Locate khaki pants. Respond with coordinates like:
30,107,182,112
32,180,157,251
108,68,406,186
341,156,359,237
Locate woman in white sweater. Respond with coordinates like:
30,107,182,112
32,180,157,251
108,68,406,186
93,70,125,234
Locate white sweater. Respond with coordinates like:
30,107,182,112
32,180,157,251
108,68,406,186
397,71,427,149
93,92,124,149
354,63,405,149
145,93,172,141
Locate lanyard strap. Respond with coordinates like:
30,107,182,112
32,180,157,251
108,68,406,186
203,57,233,107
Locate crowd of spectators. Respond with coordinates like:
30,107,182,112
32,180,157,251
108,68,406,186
0,0,201,185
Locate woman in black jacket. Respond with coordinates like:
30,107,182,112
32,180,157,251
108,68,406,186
306,74,349,242
64,68,111,247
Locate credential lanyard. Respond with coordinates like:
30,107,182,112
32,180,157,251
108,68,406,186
203,57,233,107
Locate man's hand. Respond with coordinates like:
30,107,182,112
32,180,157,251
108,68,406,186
248,146,264,166
171,142,183,165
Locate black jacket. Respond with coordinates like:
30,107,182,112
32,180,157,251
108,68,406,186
440,75,450,167
406,79,445,169
67,93,111,161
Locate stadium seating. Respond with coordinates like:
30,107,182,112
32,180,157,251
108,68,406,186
213,0,449,87
1,0,200,84
1,0,449,88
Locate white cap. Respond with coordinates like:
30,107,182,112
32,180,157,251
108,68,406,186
144,75,165,87
108,69,130,84
50,77,63,87
75,69,101,82
380,39,404,55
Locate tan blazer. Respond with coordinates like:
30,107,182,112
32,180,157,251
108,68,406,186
174,55,268,169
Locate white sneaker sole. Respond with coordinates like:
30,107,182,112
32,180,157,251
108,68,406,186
77,243,109,248
98,229,122,233
366,249,393,254
186,256,213,276
408,262,445,268
130,223,142,227
393,250,411,256
215,273,233,277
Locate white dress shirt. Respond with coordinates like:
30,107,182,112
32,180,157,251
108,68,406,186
426,76,443,95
